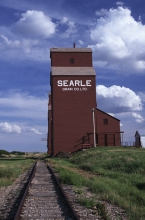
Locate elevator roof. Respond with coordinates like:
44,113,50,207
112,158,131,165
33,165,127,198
51,67,96,75
50,48,92,52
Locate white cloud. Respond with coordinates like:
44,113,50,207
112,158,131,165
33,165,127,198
0,35,38,51
0,34,50,61
89,7,145,73
78,40,84,45
132,113,144,123
12,10,56,38
138,14,145,22
60,17,68,24
97,85,143,113
1,35,20,48
95,9,108,16
0,92,47,120
30,128,42,135
138,15,142,21
59,16,77,38
138,92,145,102
120,122,123,126
108,113,115,117
0,122,21,134
116,2,124,6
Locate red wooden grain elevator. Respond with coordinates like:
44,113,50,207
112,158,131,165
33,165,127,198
47,47,122,156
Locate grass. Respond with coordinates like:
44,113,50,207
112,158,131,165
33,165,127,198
78,196,109,219
47,146,145,220
0,159,35,187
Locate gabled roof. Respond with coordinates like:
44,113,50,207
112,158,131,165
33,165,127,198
50,48,92,52
51,67,96,76
135,131,140,137
96,108,120,121
137,131,145,136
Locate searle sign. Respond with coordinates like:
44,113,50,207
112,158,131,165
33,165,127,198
57,80,92,91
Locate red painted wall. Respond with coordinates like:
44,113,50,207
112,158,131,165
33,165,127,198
51,52,92,67
47,48,122,156
95,109,121,146
52,75,96,155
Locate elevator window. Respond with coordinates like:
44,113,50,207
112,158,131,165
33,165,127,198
104,119,108,125
70,58,74,64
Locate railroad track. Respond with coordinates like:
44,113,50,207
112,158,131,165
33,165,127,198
14,161,79,220
0,160,127,220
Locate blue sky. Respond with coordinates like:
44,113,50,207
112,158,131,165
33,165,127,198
0,0,145,152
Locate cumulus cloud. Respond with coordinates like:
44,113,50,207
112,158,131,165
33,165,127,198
138,14,145,22
132,113,144,123
138,92,145,102
12,10,56,38
59,16,77,38
0,34,50,61
0,35,38,51
0,35,20,48
97,85,143,113
30,128,43,135
89,7,145,73
0,92,47,120
0,122,21,134
95,9,108,16
60,17,69,24
108,113,115,117
116,2,124,6
78,40,84,45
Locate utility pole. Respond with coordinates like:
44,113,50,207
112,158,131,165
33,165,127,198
92,108,96,148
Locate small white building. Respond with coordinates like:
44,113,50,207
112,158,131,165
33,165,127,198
135,131,145,148
141,136,145,148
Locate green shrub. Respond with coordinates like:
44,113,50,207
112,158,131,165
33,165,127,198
56,167,88,186
0,169,13,178
0,149,9,155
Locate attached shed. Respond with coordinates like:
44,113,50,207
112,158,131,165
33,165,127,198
95,108,121,146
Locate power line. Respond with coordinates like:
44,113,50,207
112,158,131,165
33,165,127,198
123,124,145,136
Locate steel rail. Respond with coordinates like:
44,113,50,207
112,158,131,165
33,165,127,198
14,161,79,220
48,164,80,220
14,161,37,220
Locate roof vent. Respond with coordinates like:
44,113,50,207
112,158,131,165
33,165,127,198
73,43,76,48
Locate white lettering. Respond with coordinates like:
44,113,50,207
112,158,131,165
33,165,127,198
58,80,62,86
57,80,92,87
62,88,73,91
80,88,87,91
63,80,68,86
68,88,73,91
69,80,74,86
86,80,91,86
75,80,80,86
80,80,86,86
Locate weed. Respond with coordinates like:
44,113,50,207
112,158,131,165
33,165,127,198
50,147,145,219
56,167,88,187
96,202,109,220
78,197,96,209
0,159,34,187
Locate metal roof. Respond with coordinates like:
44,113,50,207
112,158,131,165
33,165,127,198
96,108,121,121
51,67,96,76
50,48,92,52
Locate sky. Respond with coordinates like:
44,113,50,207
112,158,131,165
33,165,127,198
0,0,145,152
